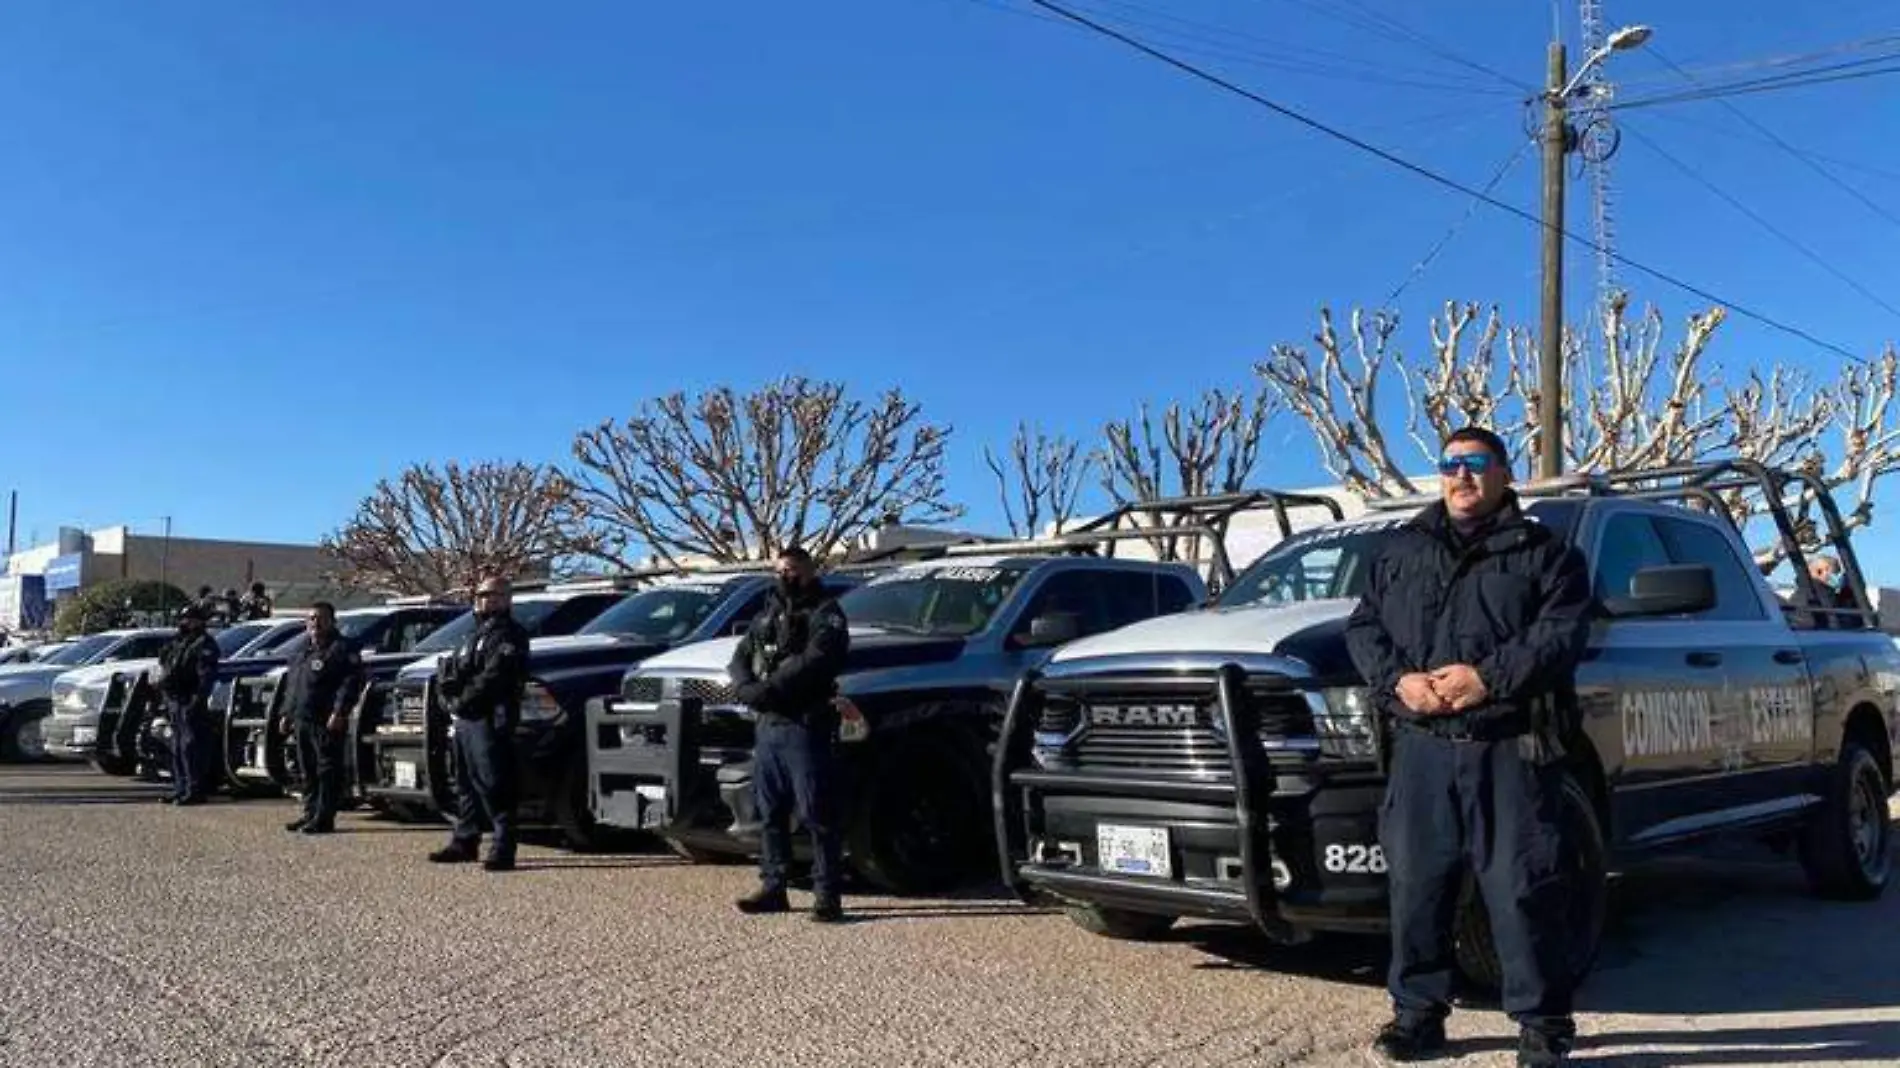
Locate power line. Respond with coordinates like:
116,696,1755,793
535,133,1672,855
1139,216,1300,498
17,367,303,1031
1613,54,1900,111
1620,123,1900,321
1273,0,1536,93
1613,33,1900,90
1384,137,1534,308
1635,109,1900,184
1014,0,1869,363
1647,47,1900,233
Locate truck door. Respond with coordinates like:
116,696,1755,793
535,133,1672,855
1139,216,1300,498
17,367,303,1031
1653,513,1815,813
1590,509,1723,845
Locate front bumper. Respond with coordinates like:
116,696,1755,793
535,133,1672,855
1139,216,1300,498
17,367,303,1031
41,710,101,756
996,664,1392,939
586,693,756,849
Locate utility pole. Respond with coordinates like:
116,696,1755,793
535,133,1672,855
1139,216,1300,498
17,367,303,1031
1538,42,1570,481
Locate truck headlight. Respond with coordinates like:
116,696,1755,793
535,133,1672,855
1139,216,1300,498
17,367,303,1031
1313,686,1377,760
520,681,564,724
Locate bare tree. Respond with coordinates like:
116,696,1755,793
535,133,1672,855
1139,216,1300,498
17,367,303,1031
983,423,1091,538
1095,386,1275,561
322,461,587,595
1257,295,1900,556
566,377,960,567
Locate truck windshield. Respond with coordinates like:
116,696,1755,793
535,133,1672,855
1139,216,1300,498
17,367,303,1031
276,612,386,658
839,564,1029,636
214,623,270,656
1220,523,1404,608
39,635,118,666
578,584,732,643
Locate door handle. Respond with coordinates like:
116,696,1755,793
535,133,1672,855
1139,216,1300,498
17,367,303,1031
1685,651,1724,668
1773,649,1805,665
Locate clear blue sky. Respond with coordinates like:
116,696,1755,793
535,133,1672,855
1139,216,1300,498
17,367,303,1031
5,1,1897,574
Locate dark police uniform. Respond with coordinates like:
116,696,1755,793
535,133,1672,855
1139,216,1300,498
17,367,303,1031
280,630,365,832
437,612,530,866
154,620,222,803
729,583,850,905
1344,493,1592,1045
239,591,274,621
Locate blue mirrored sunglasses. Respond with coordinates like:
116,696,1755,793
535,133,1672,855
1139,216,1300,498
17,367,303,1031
1437,452,1495,476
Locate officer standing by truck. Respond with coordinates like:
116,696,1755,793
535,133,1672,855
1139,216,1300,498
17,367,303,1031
1344,427,1593,1068
728,545,851,923
278,602,365,835
427,574,530,872
155,604,221,805
239,582,274,621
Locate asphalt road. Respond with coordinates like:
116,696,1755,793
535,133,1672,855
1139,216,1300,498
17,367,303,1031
0,763,1896,1067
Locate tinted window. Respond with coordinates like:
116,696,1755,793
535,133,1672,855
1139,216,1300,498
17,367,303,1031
1654,516,1767,621
1221,523,1402,608
535,594,621,637
1592,513,1673,603
840,564,1030,637
214,623,270,656
108,635,173,661
41,635,116,665
581,584,735,642
1100,570,1197,627
1013,571,1114,638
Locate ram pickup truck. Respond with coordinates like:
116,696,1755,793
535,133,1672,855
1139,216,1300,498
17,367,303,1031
599,550,1211,892
43,618,304,768
994,463,1900,989
4,629,175,763
231,584,626,812
368,568,868,850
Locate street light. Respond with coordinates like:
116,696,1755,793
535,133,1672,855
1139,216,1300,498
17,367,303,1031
1536,25,1653,479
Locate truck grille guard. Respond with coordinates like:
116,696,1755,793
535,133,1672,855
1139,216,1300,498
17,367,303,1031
993,654,1366,937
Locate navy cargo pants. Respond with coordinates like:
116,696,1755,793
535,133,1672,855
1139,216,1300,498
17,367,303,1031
295,718,347,830
754,715,843,898
451,715,516,861
1379,725,1574,1037
167,697,213,801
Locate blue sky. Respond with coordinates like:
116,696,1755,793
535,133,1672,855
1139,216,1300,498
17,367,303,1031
5,1,1897,574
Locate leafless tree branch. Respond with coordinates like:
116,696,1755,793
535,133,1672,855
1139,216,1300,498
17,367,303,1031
983,423,1092,538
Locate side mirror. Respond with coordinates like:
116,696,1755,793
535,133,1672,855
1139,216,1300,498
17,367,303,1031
1605,565,1716,618
1020,612,1083,648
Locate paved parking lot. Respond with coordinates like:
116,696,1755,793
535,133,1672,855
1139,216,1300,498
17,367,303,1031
0,763,1896,1067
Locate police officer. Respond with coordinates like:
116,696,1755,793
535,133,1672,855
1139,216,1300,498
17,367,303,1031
154,604,222,806
428,574,530,872
1344,426,1592,1067
278,602,365,835
729,546,850,923
239,582,274,621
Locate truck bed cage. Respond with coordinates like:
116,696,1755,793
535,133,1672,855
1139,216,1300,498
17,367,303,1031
1369,460,1877,631
935,489,1347,596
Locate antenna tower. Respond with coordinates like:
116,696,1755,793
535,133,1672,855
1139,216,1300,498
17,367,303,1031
1577,0,1624,350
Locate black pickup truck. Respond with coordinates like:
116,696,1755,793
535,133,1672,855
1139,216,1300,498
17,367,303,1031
995,463,1900,989
365,568,868,850
226,584,626,811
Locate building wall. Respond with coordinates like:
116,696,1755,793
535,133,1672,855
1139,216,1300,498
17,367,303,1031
4,525,381,610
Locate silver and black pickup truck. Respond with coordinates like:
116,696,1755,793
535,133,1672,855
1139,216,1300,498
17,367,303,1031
994,462,1900,989
593,491,1340,893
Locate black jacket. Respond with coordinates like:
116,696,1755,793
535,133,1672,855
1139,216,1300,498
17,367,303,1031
1344,495,1591,738
728,585,849,722
280,633,366,724
154,630,221,708
238,593,273,621
442,613,530,723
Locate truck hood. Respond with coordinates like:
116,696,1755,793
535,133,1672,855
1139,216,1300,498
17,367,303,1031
633,628,966,679
0,664,69,696
396,632,669,684
52,660,157,689
1050,598,1361,676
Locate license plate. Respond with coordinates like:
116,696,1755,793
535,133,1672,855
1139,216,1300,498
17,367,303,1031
1097,823,1172,879
71,726,96,747
394,762,418,789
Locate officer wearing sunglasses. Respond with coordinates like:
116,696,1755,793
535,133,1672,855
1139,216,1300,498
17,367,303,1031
1344,427,1592,1067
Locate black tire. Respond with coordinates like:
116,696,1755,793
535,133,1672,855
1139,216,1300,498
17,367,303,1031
1798,740,1892,901
0,704,50,762
1065,904,1177,941
846,718,995,895
380,800,440,824
1453,770,1607,993
90,752,139,777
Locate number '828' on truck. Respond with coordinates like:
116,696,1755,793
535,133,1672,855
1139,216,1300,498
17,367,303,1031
994,461,1900,990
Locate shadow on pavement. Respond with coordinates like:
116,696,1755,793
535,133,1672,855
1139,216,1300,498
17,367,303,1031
511,856,691,872
1577,1021,1900,1064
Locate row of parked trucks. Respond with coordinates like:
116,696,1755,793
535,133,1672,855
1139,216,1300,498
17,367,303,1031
10,461,1900,990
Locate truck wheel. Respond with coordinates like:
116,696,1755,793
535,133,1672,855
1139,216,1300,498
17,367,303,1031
1065,904,1177,941
1453,771,1606,993
1798,741,1892,900
1,704,49,762
90,752,138,777
847,719,994,895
